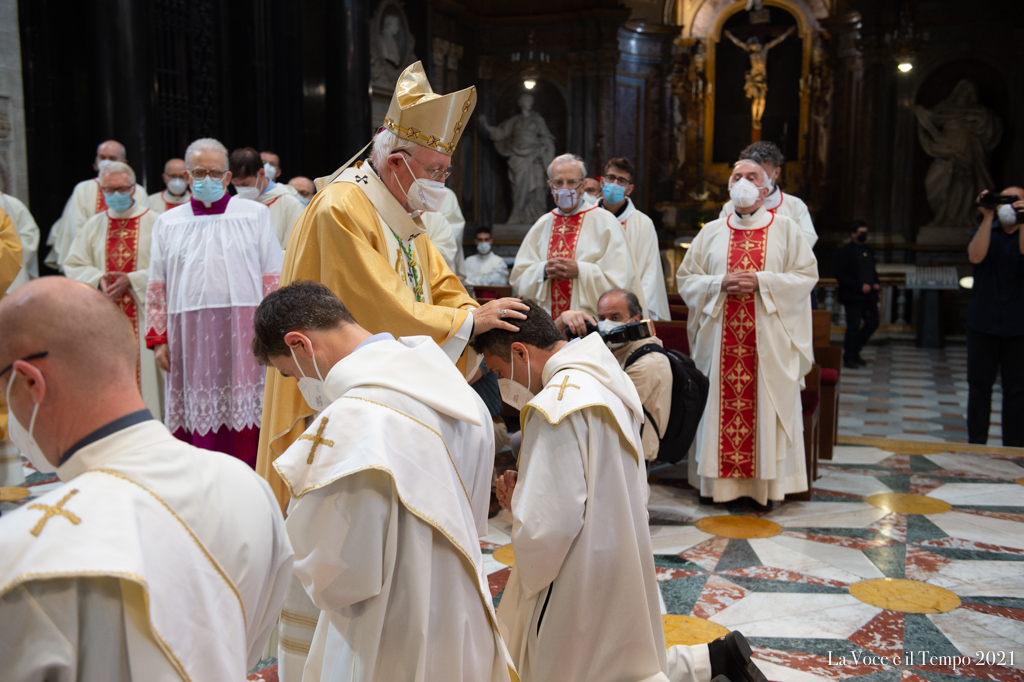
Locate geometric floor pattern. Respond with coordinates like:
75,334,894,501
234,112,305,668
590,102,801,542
482,442,1024,681
839,343,1007,446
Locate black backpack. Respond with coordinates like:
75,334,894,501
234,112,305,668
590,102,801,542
624,344,710,464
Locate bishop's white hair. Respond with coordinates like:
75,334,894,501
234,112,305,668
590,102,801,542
546,153,586,181
99,161,136,186
732,159,772,188
370,129,418,172
184,138,230,170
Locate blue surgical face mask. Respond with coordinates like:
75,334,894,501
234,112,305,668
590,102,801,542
602,182,625,205
192,177,226,204
105,191,133,214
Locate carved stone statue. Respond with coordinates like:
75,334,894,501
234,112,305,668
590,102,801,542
724,27,795,129
915,80,1002,228
481,93,556,224
370,2,416,92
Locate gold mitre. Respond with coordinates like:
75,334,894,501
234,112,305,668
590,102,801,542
383,61,477,156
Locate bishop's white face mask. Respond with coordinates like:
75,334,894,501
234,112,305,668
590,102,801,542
400,155,446,213
290,341,327,412
5,370,55,473
729,177,762,209
235,184,261,201
498,349,534,411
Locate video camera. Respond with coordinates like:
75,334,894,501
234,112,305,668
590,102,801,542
564,319,656,344
976,193,1020,210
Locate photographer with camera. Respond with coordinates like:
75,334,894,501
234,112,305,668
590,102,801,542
966,187,1024,446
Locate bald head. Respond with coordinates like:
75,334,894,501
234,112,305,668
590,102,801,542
0,278,138,390
96,140,127,162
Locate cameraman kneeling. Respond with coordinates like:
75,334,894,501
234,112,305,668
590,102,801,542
966,187,1024,446
555,288,671,461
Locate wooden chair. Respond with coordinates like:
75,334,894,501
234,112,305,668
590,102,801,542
812,310,841,461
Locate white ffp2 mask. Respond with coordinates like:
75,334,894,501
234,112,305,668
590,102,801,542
498,350,534,411
290,343,328,412
729,178,762,209
5,370,54,473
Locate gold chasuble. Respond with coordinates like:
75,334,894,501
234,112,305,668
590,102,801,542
546,209,587,319
718,214,770,478
257,165,478,510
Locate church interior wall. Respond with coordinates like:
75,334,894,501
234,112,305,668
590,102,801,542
0,0,29,203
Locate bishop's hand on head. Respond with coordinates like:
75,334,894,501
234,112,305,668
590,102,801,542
474,297,529,334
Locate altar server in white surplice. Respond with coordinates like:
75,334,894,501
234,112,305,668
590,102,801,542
47,140,149,271
1,190,39,293
64,161,164,421
253,280,516,682
510,153,634,319
474,301,768,682
464,226,510,287
678,160,817,507
0,277,293,682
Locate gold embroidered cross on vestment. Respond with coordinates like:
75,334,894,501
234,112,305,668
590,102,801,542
548,375,581,401
300,417,335,465
28,489,82,537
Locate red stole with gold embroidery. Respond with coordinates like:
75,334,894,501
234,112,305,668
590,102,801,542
718,213,771,478
546,208,591,319
106,212,142,384
94,179,108,214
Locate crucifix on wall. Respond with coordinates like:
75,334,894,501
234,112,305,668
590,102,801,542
724,26,795,140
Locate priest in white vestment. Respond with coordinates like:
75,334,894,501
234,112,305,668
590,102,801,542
1,190,39,293
147,157,192,214
678,160,817,506
47,140,149,271
231,146,307,249
464,226,510,287
0,277,293,681
146,138,284,469
597,157,670,320
475,301,768,682
717,141,818,249
252,280,516,682
510,153,634,319
439,186,467,276
64,161,164,420
420,209,459,271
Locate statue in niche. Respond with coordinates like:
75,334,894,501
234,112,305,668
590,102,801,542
480,93,556,224
724,27,795,129
370,2,416,91
915,80,1002,228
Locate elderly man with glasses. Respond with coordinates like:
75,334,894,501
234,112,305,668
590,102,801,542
510,153,635,319
144,137,283,469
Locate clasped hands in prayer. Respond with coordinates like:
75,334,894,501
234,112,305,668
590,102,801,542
722,271,760,296
495,470,517,510
99,271,131,300
544,257,579,281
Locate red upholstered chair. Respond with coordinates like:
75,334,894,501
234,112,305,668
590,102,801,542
653,320,690,357
789,363,820,502
811,310,841,461
669,305,689,322
473,285,512,304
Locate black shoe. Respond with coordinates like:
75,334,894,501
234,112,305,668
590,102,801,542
708,631,767,682
843,359,858,369
855,355,867,366
699,495,715,505
748,498,772,512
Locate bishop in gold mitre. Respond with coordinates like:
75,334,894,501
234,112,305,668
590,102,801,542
256,61,526,514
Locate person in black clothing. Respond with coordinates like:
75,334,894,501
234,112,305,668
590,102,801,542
835,220,880,369
965,187,1024,446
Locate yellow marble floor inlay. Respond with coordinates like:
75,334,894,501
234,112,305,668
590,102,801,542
0,486,30,502
663,615,730,646
1016,477,1024,487
695,515,782,539
493,544,515,566
866,493,951,514
850,578,961,614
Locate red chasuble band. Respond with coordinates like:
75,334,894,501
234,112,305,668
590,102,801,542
106,211,143,386
94,179,108,214
546,209,589,319
717,214,771,478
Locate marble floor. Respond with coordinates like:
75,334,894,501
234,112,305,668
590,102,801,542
484,441,1024,681
838,343,1008,446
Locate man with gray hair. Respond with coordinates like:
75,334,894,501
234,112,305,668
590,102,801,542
145,137,283,468
46,140,149,271
510,152,635,318
64,161,163,421
718,140,818,249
